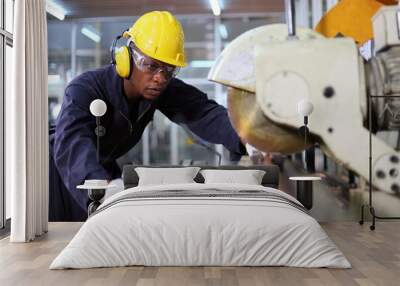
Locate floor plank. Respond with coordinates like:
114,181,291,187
0,222,399,286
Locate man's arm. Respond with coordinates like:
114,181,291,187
158,79,246,158
53,84,111,210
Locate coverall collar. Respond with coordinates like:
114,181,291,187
108,65,156,120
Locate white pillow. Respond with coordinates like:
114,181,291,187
200,169,266,185
135,167,200,186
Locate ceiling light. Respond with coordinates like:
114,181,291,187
48,74,61,83
209,0,221,16
190,60,215,68
81,26,101,43
46,0,66,21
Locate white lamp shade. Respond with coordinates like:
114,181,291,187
297,99,314,116
90,99,107,117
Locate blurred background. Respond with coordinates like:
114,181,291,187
46,0,339,167
47,11,284,166
1,0,399,225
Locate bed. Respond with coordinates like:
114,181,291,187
50,165,350,269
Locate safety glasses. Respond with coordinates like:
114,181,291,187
131,47,180,79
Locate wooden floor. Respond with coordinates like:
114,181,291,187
1,222,400,286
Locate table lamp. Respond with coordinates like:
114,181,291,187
297,99,314,147
89,99,107,163
79,99,108,216
291,99,320,210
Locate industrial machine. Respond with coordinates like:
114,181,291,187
208,6,400,194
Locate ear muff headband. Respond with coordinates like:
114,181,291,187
110,33,132,78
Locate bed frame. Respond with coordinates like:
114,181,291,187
122,164,280,189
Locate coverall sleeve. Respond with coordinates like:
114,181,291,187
53,84,111,209
158,79,246,157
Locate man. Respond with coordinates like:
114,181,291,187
49,11,246,221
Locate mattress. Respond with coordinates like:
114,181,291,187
50,183,351,269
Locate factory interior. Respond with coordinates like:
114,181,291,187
1,0,400,285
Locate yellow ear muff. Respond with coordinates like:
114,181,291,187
114,46,132,78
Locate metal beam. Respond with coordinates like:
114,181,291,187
311,0,323,29
49,12,284,24
295,0,310,28
285,0,296,37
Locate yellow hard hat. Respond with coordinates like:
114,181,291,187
123,11,187,67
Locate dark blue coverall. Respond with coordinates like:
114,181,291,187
49,65,247,221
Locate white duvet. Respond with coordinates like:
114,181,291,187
50,183,351,269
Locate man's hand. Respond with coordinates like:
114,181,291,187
239,136,247,146
245,143,266,165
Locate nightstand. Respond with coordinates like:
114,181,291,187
289,176,321,210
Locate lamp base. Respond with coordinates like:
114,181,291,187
298,125,309,137
296,180,313,210
87,188,106,216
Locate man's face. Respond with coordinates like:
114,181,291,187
129,47,179,100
